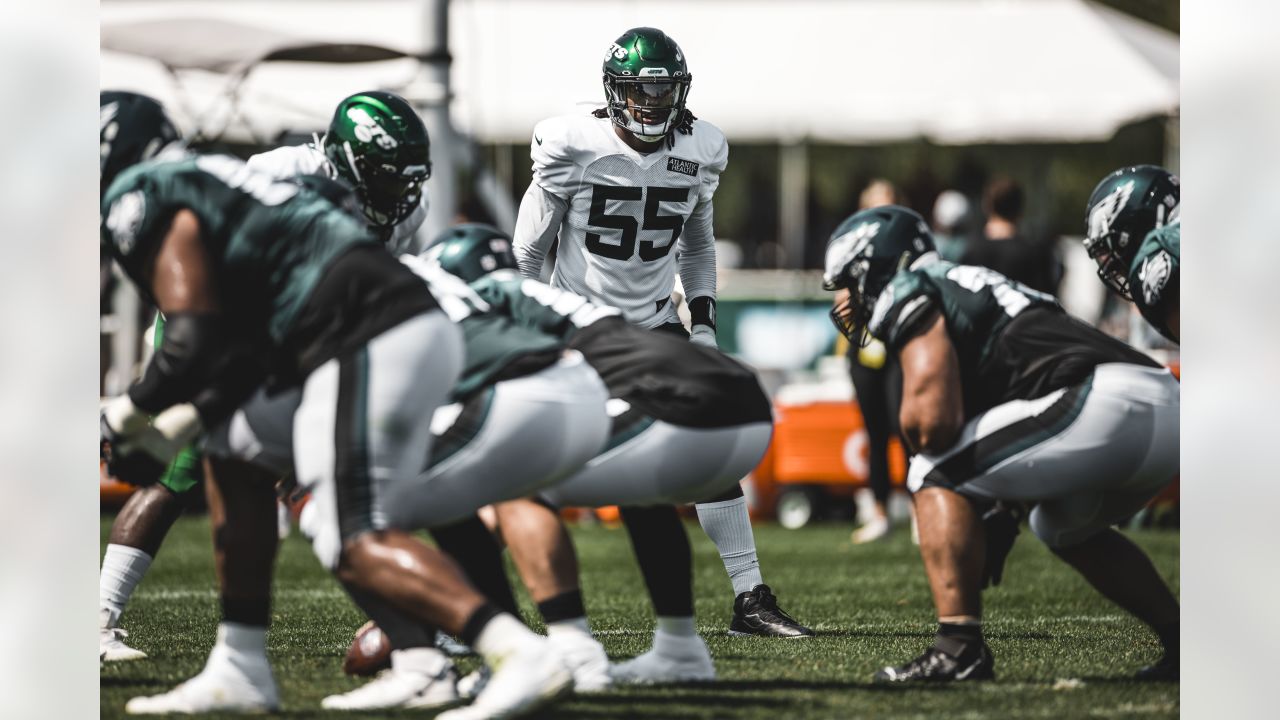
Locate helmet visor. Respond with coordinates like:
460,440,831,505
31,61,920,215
620,80,682,124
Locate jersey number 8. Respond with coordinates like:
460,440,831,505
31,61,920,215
585,185,689,262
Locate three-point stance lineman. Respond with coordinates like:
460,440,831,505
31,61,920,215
512,25,810,637
99,91,571,716
822,206,1180,682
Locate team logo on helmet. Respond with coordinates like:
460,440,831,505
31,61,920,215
346,107,398,150
822,221,880,288
106,190,146,255
1088,180,1136,247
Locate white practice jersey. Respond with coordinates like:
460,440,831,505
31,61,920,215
246,143,429,255
512,113,727,328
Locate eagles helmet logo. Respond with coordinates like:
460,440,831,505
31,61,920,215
1139,249,1173,306
1088,180,1136,246
106,190,146,255
822,221,881,289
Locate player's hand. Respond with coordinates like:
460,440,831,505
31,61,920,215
980,501,1026,589
100,397,166,486
689,324,717,349
100,397,203,486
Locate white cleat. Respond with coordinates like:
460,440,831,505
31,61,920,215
436,639,573,720
125,649,279,714
610,632,716,685
548,630,612,693
101,627,148,662
321,648,459,711
852,515,891,545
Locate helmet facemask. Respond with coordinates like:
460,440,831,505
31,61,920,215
1082,230,1132,300
604,74,690,143
327,138,430,228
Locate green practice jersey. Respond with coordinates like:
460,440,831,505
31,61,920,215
101,154,381,348
1129,221,1179,343
468,270,623,341
869,258,1157,416
398,258,565,401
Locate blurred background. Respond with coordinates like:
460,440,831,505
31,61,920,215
100,0,1179,529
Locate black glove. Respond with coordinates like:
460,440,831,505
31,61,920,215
100,415,166,486
980,501,1027,589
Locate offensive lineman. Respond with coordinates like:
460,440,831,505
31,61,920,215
99,92,571,716
822,205,1180,682
512,26,810,637
98,89,437,662
1082,165,1180,343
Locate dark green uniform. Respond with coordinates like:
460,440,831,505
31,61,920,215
101,154,436,398
869,259,1158,418
470,270,771,428
1129,221,1179,343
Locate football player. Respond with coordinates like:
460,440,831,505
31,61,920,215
247,90,431,253
434,225,777,684
99,92,571,716
98,89,436,663
207,250,616,710
822,206,1180,682
512,26,809,638
1083,165,1180,343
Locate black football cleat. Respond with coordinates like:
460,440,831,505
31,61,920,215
728,584,814,638
874,639,995,683
1135,652,1179,682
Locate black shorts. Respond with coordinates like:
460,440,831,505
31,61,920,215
570,318,772,428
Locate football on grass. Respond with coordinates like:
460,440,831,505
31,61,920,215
343,620,392,676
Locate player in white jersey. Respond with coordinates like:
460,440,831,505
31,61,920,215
247,90,431,254
512,27,811,638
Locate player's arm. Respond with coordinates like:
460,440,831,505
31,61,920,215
896,310,965,455
513,119,577,280
679,199,718,347
512,182,568,280
102,210,224,479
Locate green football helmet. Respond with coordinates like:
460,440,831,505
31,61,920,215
100,90,181,195
602,27,692,143
422,223,517,283
1083,165,1179,300
323,91,431,228
823,205,936,345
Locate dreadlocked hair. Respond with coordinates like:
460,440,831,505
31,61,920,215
591,108,697,149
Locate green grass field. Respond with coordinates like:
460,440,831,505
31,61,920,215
100,515,1179,719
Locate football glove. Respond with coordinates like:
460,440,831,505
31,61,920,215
100,397,203,486
980,501,1027,589
689,324,717,348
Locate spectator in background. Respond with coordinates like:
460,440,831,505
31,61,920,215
931,190,971,262
962,177,1059,296
843,179,907,544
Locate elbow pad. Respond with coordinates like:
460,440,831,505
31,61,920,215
128,311,261,417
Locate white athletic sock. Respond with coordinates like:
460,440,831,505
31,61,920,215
208,622,269,669
472,613,537,666
656,616,696,638
695,496,763,596
546,616,592,639
99,544,153,628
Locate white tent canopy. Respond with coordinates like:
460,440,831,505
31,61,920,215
101,0,1178,145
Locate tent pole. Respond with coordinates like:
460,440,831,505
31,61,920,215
779,139,809,269
417,0,455,244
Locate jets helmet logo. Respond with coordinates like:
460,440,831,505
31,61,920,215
1088,180,1136,240
1139,249,1173,306
346,107,398,150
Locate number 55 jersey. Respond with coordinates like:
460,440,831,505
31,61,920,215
513,113,728,328
869,257,1160,418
